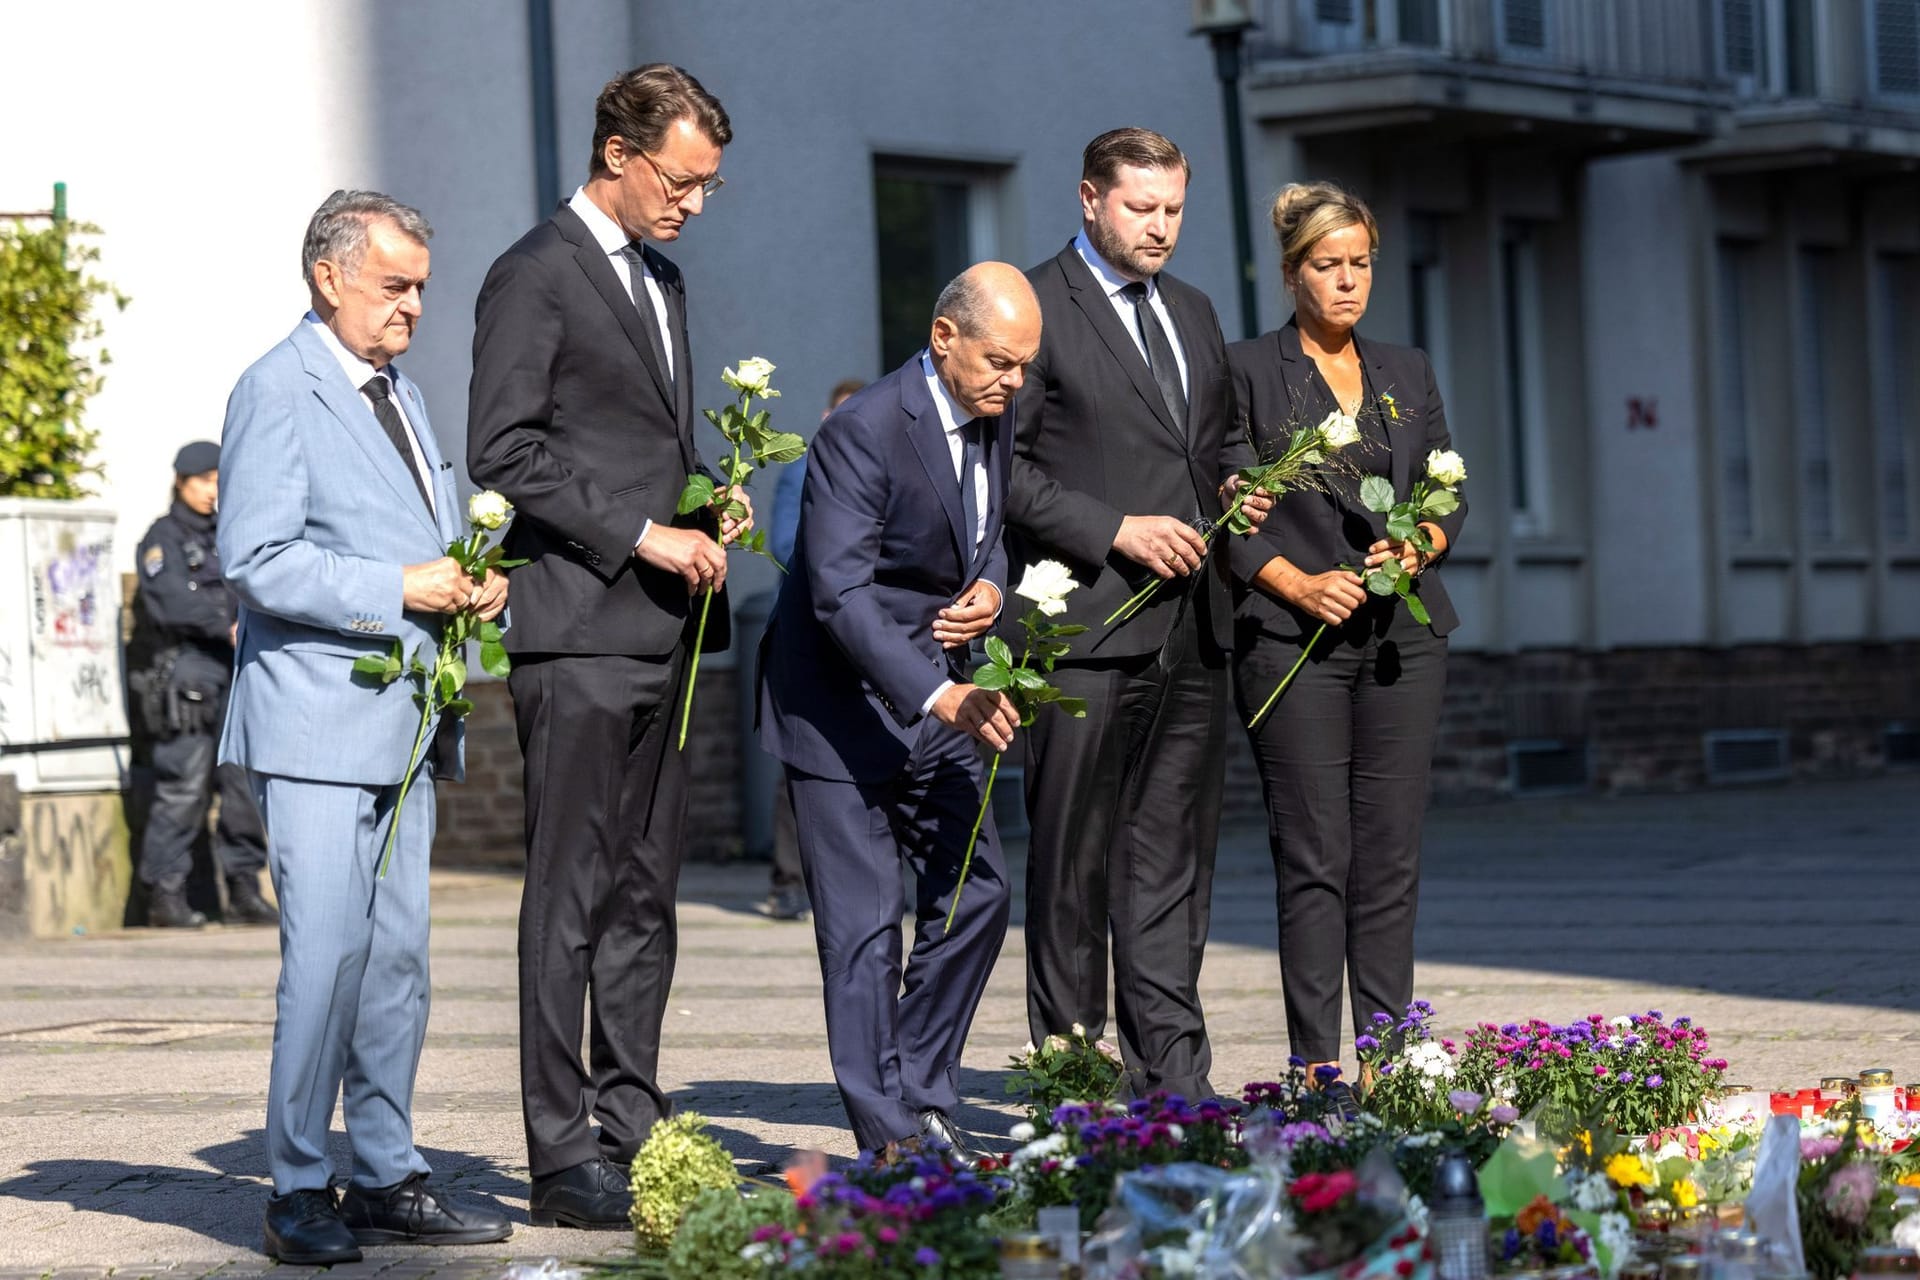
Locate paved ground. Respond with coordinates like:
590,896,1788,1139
2,774,1916,1275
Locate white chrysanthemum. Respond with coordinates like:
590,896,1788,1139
1572,1171,1617,1212
1010,1121,1036,1143
1015,559,1077,616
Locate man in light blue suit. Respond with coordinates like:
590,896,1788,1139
218,190,511,1265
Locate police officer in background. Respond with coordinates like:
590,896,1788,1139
128,441,276,928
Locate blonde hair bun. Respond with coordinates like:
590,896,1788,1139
1270,181,1379,276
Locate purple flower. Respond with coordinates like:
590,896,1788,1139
915,1246,942,1267
1449,1089,1485,1114
1314,1063,1343,1081
1355,1034,1381,1052
1618,1070,1636,1084
1288,1054,1307,1068
1646,1074,1664,1088
1371,1011,1393,1027
1491,1104,1520,1124
1825,1161,1879,1226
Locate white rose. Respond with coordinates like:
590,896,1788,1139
721,356,777,397
1014,559,1077,616
468,489,512,531
1010,1121,1036,1143
1318,410,1361,450
1425,449,1467,487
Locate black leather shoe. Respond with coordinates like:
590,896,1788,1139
264,1187,362,1265
918,1108,983,1168
149,888,207,930
1321,1080,1362,1121
528,1156,632,1229
339,1172,512,1245
225,875,281,926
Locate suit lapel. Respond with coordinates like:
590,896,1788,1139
1277,321,1338,429
554,206,676,414
1057,247,1186,452
645,244,698,474
291,326,441,542
1161,281,1208,447
903,371,971,577
393,368,458,545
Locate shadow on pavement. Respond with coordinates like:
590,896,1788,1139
0,1134,526,1251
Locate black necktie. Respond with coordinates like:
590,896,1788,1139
958,419,984,567
360,375,432,512
1120,281,1190,439
617,243,674,392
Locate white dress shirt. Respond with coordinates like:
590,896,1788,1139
919,351,995,716
569,186,674,381
1073,229,1190,396
305,312,435,517
569,187,671,549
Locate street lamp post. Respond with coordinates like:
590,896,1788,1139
1192,0,1260,340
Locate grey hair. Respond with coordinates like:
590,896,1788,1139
933,271,991,337
300,189,432,284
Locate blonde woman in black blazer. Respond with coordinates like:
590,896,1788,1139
1224,183,1468,1092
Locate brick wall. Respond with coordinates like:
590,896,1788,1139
438,641,1920,867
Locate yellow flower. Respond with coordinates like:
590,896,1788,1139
1898,1173,1920,1189
1671,1179,1700,1208
1697,1131,1720,1153
1607,1152,1654,1189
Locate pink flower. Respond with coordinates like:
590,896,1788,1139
1824,1161,1879,1226
1801,1135,1843,1162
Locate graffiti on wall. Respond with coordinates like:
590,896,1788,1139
24,520,126,741
24,794,128,937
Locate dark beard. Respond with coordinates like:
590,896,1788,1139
1087,214,1171,281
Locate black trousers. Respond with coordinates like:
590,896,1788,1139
1022,600,1225,1099
139,732,266,891
1231,602,1448,1062
508,649,689,1179
787,724,1010,1153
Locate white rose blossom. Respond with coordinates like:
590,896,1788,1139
1318,410,1362,450
1425,449,1467,487
721,356,778,397
467,489,512,531
1009,1121,1036,1143
1015,559,1077,616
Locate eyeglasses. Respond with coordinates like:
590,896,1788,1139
639,150,725,202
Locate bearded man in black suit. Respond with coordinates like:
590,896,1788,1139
467,63,747,1228
1006,127,1270,1101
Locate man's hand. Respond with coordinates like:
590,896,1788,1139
467,568,509,622
931,683,1019,752
715,486,755,547
1365,522,1447,576
1223,475,1276,531
932,580,1001,648
402,556,473,615
1113,514,1207,580
637,524,728,592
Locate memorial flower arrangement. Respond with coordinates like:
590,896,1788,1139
745,1150,1003,1279
1003,1094,1247,1231
1005,1022,1127,1122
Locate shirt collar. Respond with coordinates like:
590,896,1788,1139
305,310,387,389
1073,229,1153,302
570,186,633,260
919,351,970,435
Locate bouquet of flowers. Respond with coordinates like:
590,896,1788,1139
1448,1011,1727,1136
747,1149,1002,1278
351,489,523,877
1004,1095,1246,1232
1796,1124,1899,1280
1494,1195,1599,1273
1005,1022,1126,1121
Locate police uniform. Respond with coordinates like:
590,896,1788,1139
129,443,273,926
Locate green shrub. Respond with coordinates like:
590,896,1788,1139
629,1111,739,1252
665,1184,796,1280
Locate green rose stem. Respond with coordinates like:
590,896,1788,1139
677,583,716,751
1104,422,1345,627
1245,620,1329,731
376,632,449,879
945,750,1003,932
